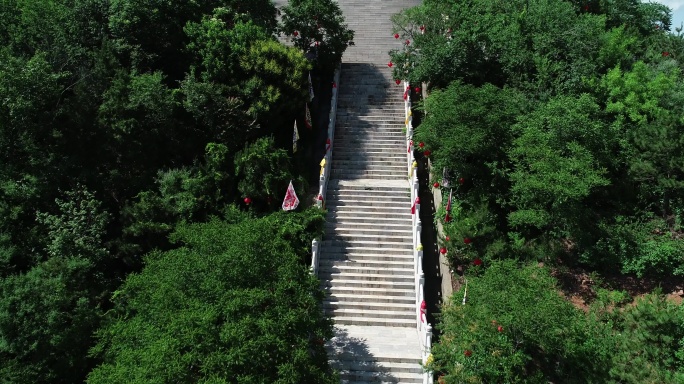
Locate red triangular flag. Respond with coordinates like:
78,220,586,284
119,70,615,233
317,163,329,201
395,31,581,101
446,189,452,212
282,181,300,211
411,197,420,214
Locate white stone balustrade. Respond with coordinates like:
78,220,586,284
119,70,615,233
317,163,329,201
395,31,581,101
404,81,433,384
311,65,341,276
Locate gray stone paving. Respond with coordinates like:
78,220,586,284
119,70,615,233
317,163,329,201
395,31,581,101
273,1,425,382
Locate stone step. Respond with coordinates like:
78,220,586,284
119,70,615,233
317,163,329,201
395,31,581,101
339,370,423,384
321,270,414,283
332,360,423,375
325,215,413,226
320,256,413,266
325,233,412,245
326,190,411,203
326,230,412,242
326,198,410,208
336,120,406,126
332,151,406,157
325,292,415,305
320,249,414,260
337,115,406,120
323,282,414,296
320,263,413,275
332,152,407,160
335,140,405,147
334,134,405,141
328,182,410,191
330,315,416,327
330,163,406,170
321,277,414,289
337,113,406,118
324,306,415,321
332,174,407,181
324,222,411,231
326,200,412,214
332,164,408,171
329,352,421,367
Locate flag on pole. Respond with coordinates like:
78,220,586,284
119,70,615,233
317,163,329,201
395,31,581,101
305,103,313,129
292,120,300,153
441,167,450,188
282,180,300,211
308,72,315,101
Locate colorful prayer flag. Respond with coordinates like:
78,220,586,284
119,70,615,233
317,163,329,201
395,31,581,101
282,180,300,211
308,72,315,101
305,103,313,129
292,120,300,153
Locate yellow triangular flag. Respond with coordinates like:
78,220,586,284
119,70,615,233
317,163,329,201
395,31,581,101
319,158,326,175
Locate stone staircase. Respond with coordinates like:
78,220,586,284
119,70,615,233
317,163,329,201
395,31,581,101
321,64,423,383
318,1,424,382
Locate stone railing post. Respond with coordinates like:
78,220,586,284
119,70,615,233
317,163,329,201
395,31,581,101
311,238,319,276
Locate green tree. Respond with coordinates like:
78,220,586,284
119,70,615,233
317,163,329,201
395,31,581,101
234,137,301,206
280,0,354,71
87,213,335,384
430,261,613,383
1,186,110,383
610,293,684,383
508,95,611,241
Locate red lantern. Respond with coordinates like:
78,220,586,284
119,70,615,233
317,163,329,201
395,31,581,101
663,51,670,57
464,237,472,244
414,86,421,92
395,79,401,85
293,31,299,37
459,177,465,184
473,258,483,266
244,197,252,205
440,247,447,255
418,142,425,148
394,33,400,39
464,350,472,357
497,325,504,333
387,61,393,68
317,194,323,201
420,25,425,32
423,150,431,157
405,39,410,45
433,182,440,188
445,236,450,241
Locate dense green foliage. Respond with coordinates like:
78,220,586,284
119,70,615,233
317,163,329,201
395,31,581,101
395,0,684,276
430,261,684,383
391,0,684,381
88,212,335,384
0,0,352,382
